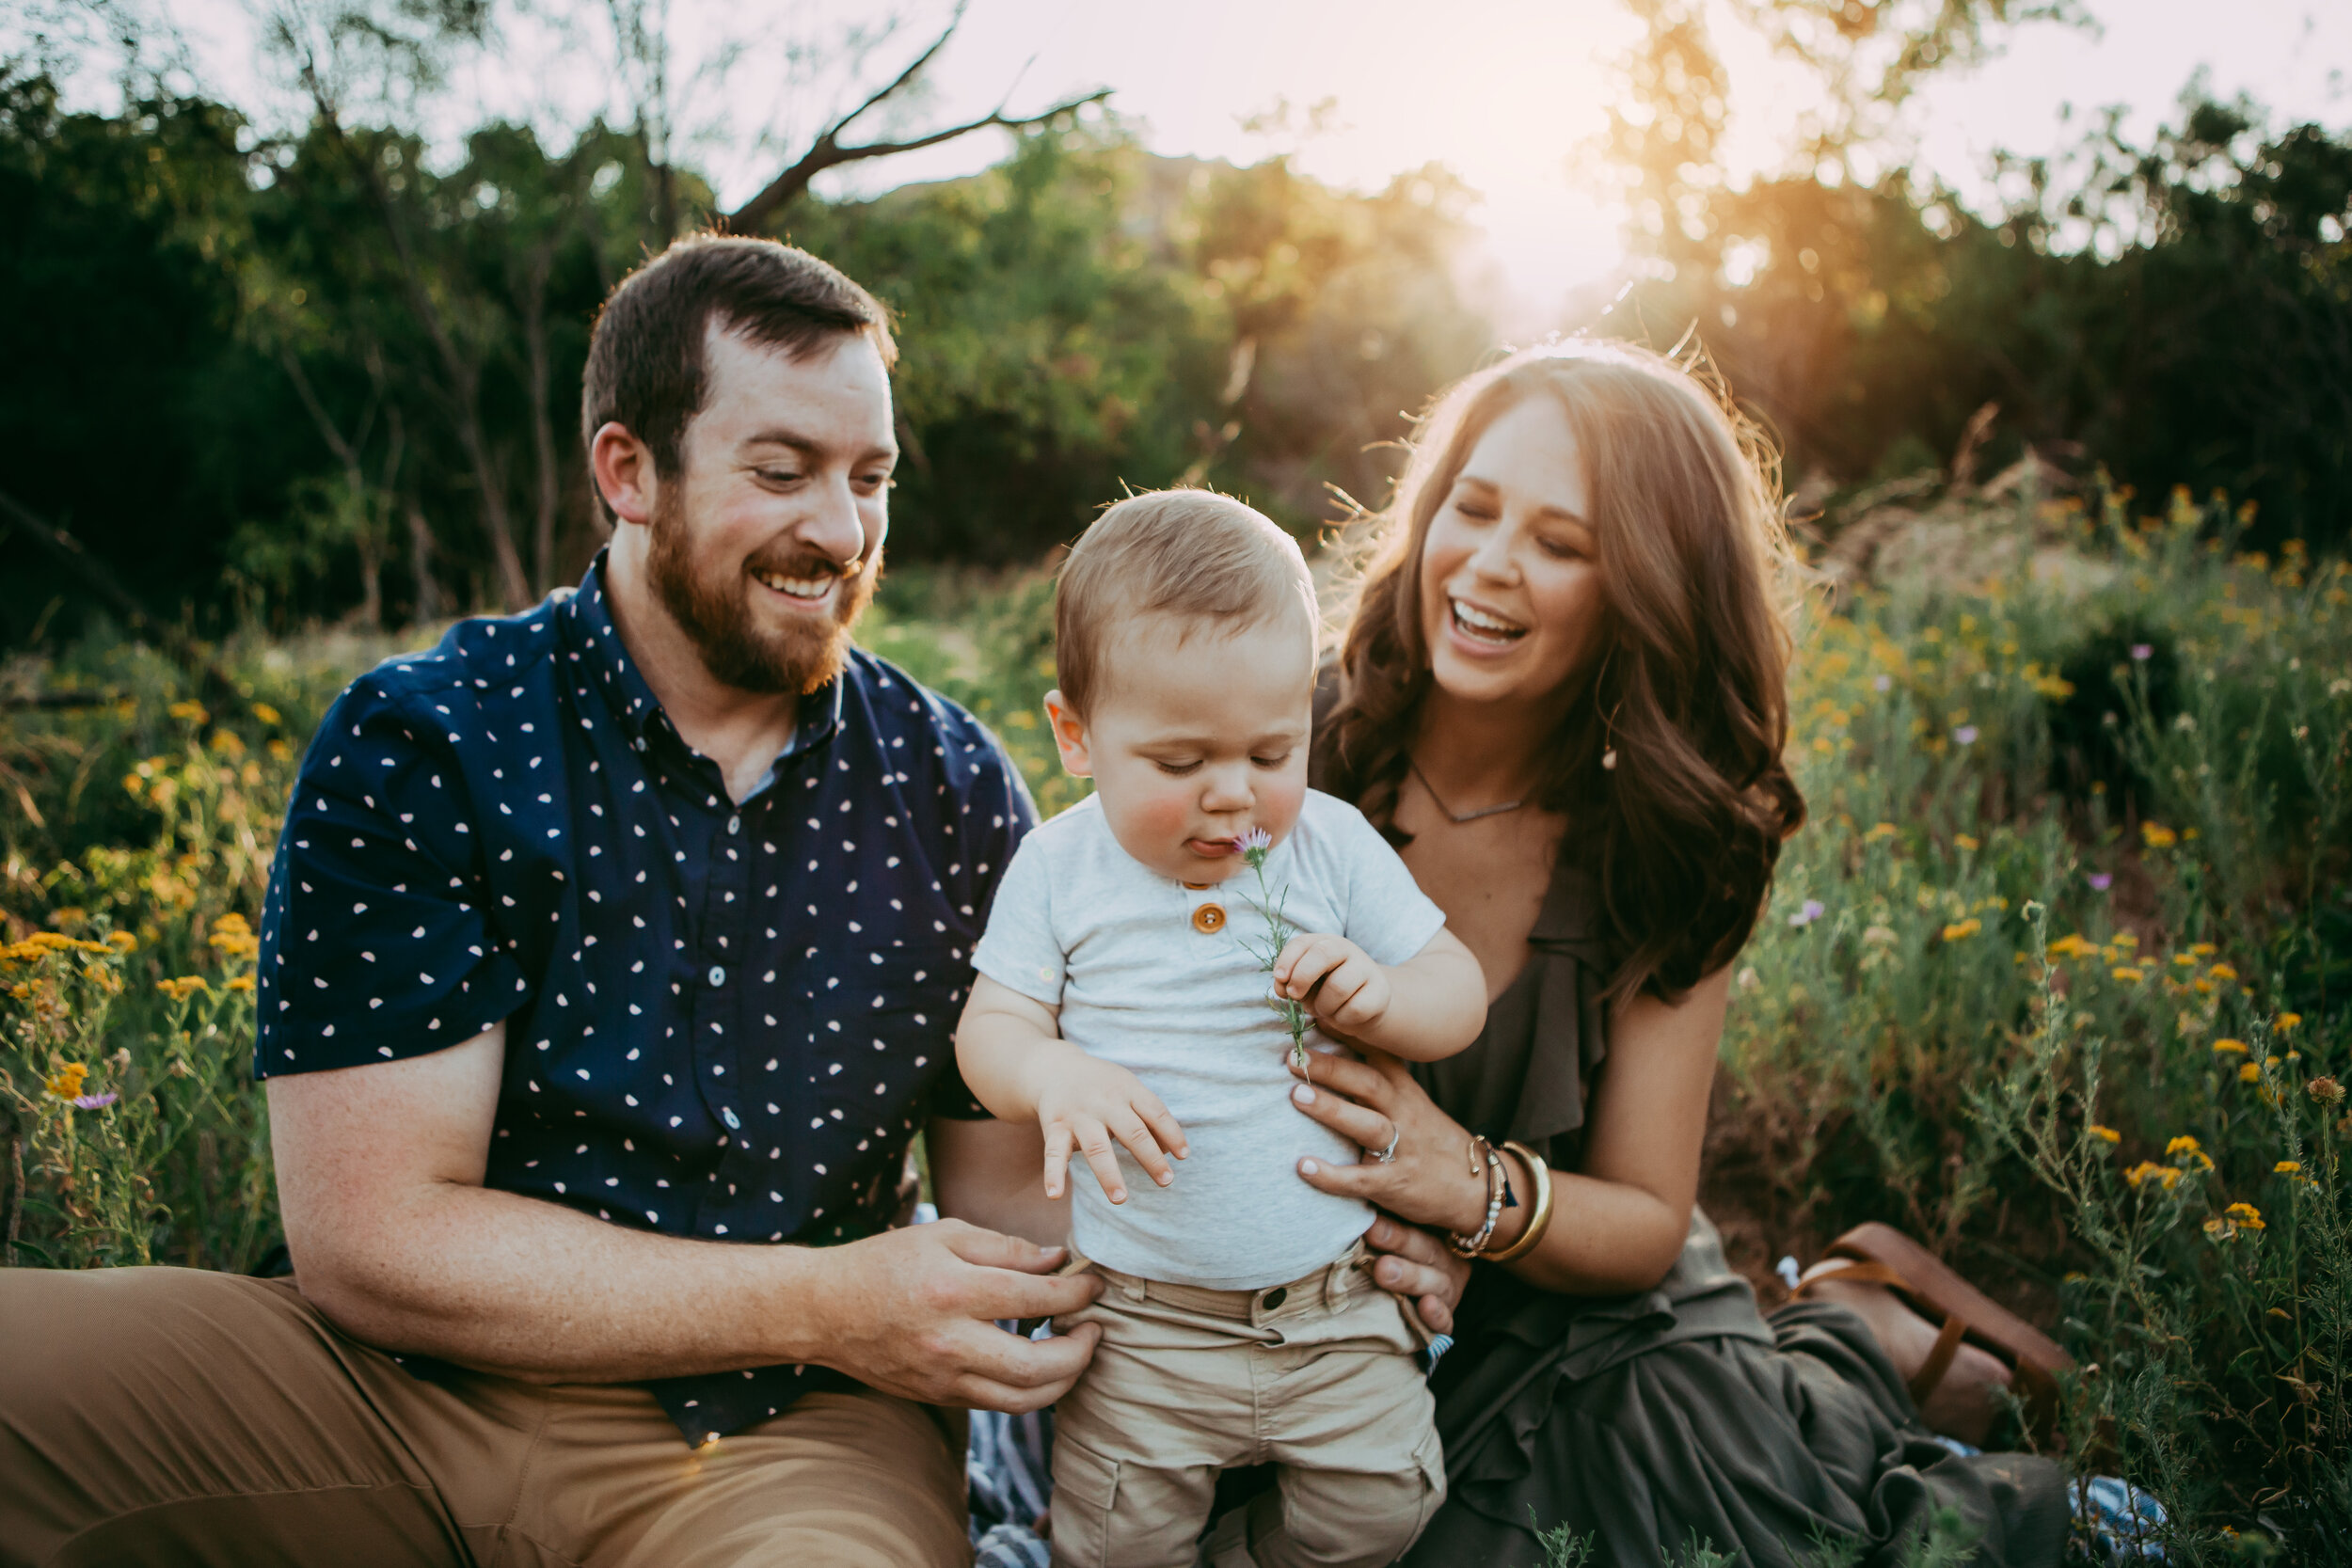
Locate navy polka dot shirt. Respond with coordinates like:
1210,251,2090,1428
255,554,1034,1440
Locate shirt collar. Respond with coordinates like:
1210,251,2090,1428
561,549,850,764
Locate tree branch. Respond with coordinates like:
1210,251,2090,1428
722,8,1106,234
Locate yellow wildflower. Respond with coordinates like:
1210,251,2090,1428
44,1063,88,1100
2240,1062,2263,1083
208,729,246,756
267,739,293,762
226,974,256,993
2189,942,2217,957
2047,934,2094,959
2089,1125,2122,1144
2141,822,2178,848
2276,1013,2302,1032
252,702,282,725
156,975,209,1002
1942,919,1981,942
2113,933,2138,948
2275,1161,2302,1175
2208,963,2238,982
2224,1201,2265,1229
1955,834,1979,852
2125,1162,2184,1190
2166,1135,2201,1157
2213,1038,2249,1054
1864,823,1898,843
2112,966,2145,982
106,930,137,952
167,701,208,722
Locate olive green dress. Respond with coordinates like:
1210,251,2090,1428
1396,855,2072,1566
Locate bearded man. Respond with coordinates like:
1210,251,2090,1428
0,236,1098,1568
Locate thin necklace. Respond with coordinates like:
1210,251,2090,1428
1409,757,1529,824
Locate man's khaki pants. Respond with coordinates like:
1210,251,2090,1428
0,1267,972,1568
1048,1243,1444,1568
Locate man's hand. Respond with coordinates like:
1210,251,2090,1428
1034,1053,1187,1203
813,1220,1102,1412
1274,931,1392,1036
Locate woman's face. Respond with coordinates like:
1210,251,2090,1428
1418,393,1607,711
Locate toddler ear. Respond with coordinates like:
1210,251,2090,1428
1041,691,1093,779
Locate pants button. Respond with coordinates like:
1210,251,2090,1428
1261,1287,1287,1310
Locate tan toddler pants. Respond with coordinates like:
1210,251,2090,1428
1047,1243,1444,1568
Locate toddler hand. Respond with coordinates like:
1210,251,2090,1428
1035,1056,1189,1204
1274,932,1392,1037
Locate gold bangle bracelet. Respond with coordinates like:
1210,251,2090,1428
1484,1141,1555,1264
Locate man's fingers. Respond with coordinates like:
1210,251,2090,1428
1414,1294,1455,1337
954,1323,1102,1412
1076,1118,1128,1203
965,1263,1104,1324
939,1220,1069,1275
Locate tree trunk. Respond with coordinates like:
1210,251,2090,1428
406,500,445,625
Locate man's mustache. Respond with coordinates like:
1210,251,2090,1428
743,550,869,581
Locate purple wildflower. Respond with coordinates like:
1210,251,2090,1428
1235,826,1273,854
72,1093,119,1110
1789,898,1825,928
2129,643,2153,661
1954,725,1979,746
2089,872,2114,892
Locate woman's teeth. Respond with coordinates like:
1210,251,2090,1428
755,570,834,602
1451,598,1527,644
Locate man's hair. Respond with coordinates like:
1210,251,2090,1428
580,234,897,515
1054,489,1317,717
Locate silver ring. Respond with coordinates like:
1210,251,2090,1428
1372,1126,1399,1164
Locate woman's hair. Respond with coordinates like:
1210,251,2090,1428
1316,340,1806,1005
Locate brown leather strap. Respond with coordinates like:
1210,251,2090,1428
1791,1259,1911,1298
1907,1312,1969,1409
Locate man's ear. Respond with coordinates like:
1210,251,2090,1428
1041,690,1092,779
590,421,658,528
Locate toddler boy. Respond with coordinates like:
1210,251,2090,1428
956,491,1486,1568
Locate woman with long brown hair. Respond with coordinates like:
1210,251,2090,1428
1260,340,2072,1563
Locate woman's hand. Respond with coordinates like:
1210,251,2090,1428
1287,1051,1491,1239
1362,1212,1472,1336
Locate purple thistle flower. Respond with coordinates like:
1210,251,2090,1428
1953,725,1979,746
1235,826,1273,853
1789,899,1825,928
2089,873,2114,892
72,1093,119,1110
2129,643,2153,661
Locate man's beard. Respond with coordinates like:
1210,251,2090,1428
644,485,879,697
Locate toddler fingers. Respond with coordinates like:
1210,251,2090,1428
1075,1117,1129,1204
1041,1122,1074,1200
1110,1112,1175,1188
1136,1093,1189,1161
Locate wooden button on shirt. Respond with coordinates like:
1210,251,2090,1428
1191,903,1227,934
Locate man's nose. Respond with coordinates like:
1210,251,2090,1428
799,475,869,568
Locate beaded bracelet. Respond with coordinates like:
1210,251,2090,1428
1484,1141,1556,1264
1448,1136,1507,1258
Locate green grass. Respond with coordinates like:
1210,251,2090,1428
3,483,2347,1559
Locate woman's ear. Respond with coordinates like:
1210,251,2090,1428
1041,690,1093,778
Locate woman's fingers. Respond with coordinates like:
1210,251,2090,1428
1291,1080,1393,1150
1289,1048,1396,1106
1295,1152,1383,1200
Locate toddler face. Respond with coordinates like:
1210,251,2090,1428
1047,609,1313,885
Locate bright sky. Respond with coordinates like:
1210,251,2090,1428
131,0,2352,333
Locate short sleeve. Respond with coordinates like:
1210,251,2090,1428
254,678,530,1076
926,730,1040,1119
1327,799,1450,967
970,832,1065,1008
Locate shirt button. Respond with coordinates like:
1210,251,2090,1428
708,965,726,987
722,1107,742,1131
1261,1287,1287,1310
727,815,741,835
1191,903,1227,935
